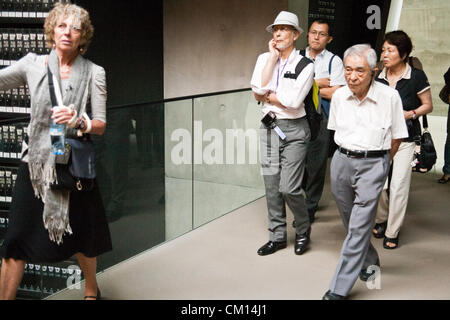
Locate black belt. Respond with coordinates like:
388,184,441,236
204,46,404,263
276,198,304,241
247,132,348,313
338,147,388,158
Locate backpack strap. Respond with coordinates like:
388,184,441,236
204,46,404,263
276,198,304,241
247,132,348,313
294,56,313,79
328,54,336,74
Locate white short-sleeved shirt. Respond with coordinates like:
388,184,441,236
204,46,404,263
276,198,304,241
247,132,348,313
327,81,408,151
250,49,314,119
304,47,346,87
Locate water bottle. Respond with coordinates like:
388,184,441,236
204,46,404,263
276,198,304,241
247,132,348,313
50,106,66,155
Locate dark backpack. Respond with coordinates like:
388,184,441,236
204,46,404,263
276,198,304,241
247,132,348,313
292,56,322,141
299,49,335,118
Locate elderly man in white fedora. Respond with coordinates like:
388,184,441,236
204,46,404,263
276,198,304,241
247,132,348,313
251,11,314,256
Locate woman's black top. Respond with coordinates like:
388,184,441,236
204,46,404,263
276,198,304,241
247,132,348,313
375,66,430,142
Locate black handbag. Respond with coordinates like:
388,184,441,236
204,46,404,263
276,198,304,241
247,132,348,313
412,115,437,173
51,136,96,191
47,66,96,191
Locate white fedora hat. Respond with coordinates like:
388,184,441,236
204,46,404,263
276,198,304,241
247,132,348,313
266,11,303,34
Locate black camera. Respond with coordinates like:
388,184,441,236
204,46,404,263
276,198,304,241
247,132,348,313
261,111,276,129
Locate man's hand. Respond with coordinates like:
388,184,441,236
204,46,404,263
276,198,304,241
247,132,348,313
254,92,268,103
315,77,331,89
261,40,280,88
268,39,280,60
390,138,403,161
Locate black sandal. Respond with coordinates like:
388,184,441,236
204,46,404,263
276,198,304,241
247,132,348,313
84,288,101,300
383,236,399,249
373,222,387,239
438,175,450,184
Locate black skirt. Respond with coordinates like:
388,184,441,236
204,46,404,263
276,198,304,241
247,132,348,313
0,162,112,263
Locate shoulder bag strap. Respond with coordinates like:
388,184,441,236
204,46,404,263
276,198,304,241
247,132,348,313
422,114,429,130
47,66,64,107
47,67,58,107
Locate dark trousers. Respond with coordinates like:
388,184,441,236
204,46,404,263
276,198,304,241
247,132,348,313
303,115,330,213
444,107,450,174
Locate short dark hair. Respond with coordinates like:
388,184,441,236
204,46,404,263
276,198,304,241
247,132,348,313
311,19,332,37
384,30,413,62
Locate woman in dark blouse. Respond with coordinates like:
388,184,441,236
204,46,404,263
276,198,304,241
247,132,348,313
372,30,433,249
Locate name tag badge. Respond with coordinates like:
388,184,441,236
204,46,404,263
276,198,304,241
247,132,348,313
284,71,296,79
274,126,286,140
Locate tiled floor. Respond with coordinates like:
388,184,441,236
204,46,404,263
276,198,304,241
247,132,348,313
48,172,450,300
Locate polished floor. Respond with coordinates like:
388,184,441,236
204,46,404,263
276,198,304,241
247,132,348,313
48,171,450,300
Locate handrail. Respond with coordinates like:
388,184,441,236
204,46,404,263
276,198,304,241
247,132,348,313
107,87,251,111
0,87,252,124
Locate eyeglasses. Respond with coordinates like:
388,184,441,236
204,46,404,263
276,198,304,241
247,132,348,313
272,25,294,33
309,31,328,38
56,23,81,34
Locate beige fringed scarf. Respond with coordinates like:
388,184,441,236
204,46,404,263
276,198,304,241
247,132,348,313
27,50,92,244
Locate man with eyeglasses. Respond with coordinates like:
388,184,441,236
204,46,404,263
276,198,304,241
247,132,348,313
301,20,346,223
322,44,408,300
251,11,314,256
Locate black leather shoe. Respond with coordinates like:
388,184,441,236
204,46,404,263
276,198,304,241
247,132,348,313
257,241,287,256
294,228,311,255
359,259,380,282
322,290,346,300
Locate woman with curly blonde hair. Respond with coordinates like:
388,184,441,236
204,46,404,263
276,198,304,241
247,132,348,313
0,2,111,300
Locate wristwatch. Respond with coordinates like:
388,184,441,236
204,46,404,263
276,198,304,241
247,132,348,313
412,110,417,119
76,118,86,130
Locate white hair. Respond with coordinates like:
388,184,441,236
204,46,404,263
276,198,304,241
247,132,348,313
343,44,377,70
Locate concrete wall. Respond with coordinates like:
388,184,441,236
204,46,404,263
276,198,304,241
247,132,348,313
164,0,313,239
289,0,309,50
398,0,450,173
163,0,290,98
398,0,450,117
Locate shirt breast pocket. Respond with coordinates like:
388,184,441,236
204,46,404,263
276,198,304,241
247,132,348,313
359,126,387,149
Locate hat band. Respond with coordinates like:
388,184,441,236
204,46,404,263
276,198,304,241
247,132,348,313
273,20,297,26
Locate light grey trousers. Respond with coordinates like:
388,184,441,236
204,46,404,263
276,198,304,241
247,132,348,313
260,117,310,242
329,150,390,296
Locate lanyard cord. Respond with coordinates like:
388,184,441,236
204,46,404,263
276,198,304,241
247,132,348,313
276,58,288,90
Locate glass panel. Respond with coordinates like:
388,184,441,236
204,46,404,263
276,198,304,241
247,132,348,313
95,103,166,271
164,99,193,241
192,91,265,228
1,90,266,299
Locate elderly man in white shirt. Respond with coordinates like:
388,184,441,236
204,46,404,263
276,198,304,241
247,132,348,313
322,44,408,300
251,11,314,256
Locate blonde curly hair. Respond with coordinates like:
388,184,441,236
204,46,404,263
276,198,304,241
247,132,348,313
44,2,94,54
